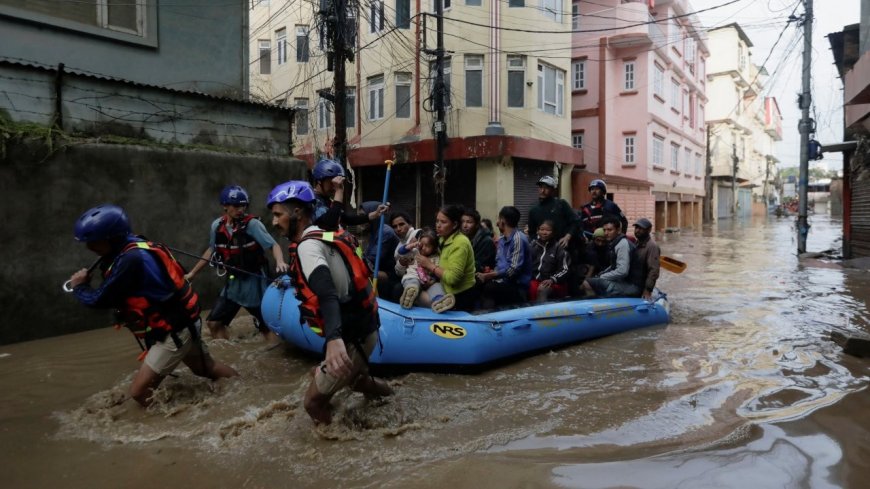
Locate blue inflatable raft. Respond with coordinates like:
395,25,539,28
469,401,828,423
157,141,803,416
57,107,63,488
261,277,670,371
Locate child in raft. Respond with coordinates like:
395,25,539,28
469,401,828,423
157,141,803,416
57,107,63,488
528,220,570,302
398,228,455,312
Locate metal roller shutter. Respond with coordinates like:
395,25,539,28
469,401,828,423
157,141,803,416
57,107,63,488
852,176,870,257
513,158,550,231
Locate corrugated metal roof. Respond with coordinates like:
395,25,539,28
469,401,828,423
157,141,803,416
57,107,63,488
0,57,292,113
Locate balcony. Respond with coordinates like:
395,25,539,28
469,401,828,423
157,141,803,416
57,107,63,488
581,2,664,49
845,49,870,130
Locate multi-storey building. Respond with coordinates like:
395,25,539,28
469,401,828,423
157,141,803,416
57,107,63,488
705,23,782,221
250,0,580,226
571,0,708,231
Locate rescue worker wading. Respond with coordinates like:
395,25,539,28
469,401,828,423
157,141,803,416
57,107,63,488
185,185,288,341
267,180,393,425
67,204,238,407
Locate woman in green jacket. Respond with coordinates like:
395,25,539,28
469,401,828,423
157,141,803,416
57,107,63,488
414,204,478,311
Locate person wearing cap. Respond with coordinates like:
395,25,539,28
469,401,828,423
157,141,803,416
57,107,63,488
583,227,610,279
580,179,628,238
311,158,389,231
580,215,644,298
67,204,238,407
184,185,288,341
527,175,581,247
267,181,393,425
632,218,661,300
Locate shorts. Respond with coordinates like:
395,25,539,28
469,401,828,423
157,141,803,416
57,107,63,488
206,295,267,332
144,320,211,377
314,332,378,396
587,278,641,298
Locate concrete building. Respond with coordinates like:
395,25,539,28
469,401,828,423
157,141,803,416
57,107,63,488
704,23,782,221
250,0,580,227
829,0,870,258
571,0,708,231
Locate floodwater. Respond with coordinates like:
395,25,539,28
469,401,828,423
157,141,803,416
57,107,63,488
2,214,869,489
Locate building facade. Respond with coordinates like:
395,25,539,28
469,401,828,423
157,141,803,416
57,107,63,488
570,0,708,231
250,0,580,227
704,23,782,221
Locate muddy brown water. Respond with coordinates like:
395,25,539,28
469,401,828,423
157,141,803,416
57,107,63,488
2,215,869,488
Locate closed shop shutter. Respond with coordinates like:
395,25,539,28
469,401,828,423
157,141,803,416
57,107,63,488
513,158,550,230
717,184,732,219
852,175,870,257
359,165,419,226
419,160,477,228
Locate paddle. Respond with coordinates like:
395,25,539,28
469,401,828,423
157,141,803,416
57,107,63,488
660,255,687,274
372,159,395,295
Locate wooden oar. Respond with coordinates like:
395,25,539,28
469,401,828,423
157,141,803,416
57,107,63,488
660,255,687,274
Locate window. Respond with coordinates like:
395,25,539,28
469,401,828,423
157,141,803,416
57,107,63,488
684,147,692,174
537,63,564,116
624,136,636,164
466,0,481,5
429,58,452,108
624,61,635,90
2,0,155,45
507,55,525,108
396,0,411,28
671,143,680,171
98,0,143,34
670,79,679,109
509,0,524,6
738,44,746,72
295,98,309,135
276,28,287,65
317,98,332,129
396,73,412,118
653,63,664,98
432,0,452,10
258,40,271,75
696,153,703,176
689,93,695,128
653,135,664,167
296,26,309,63
572,3,580,30
465,55,483,107
542,0,560,22
368,75,385,120
370,0,384,33
571,60,585,90
345,87,356,128
572,132,584,149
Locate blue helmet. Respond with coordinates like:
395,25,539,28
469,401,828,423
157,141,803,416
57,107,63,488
588,179,607,193
312,158,345,181
220,185,250,206
74,204,131,242
266,180,317,208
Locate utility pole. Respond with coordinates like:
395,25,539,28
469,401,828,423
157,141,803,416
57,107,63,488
322,0,352,193
433,0,447,206
797,0,813,253
731,141,739,217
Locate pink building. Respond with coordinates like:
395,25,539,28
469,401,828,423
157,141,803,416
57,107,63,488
570,0,708,230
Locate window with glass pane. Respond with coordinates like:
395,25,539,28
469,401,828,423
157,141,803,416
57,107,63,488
396,0,411,28
295,98,309,135
541,0,559,21
370,0,384,32
625,136,635,164
537,63,564,115
318,99,332,129
259,40,271,75
296,26,309,63
624,61,635,90
571,60,585,90
507,55,525,108
572,3,580,30
396,73,412,118
345,87,356,128
671,143,680,171
509,0,523,6
654,63,664,97
572,132,583,149
671,79,679,108
684,148,692,174
368,75,384,120
465,55,483,107
276,28,287,65
653,136,664,167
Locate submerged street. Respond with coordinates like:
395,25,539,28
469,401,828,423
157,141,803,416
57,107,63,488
2,214,869,488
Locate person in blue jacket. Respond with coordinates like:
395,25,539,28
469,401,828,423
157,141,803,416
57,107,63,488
67,204,237,407
475,206,531,308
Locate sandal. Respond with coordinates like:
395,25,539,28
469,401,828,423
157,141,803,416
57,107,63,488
400,286,419,309
431,293,455,313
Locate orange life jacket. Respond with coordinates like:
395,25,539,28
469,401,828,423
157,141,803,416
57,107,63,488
288,229,377,337
107,241,201,347
214,214,266,274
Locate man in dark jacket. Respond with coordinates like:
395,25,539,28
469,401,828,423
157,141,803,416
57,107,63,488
632,218,661,300
527,175,580,246
579,179,628,237
460,208,496,273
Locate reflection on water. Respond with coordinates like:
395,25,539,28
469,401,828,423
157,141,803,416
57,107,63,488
2,215,869,488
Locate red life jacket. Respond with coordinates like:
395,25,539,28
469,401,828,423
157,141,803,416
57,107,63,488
214,214,266,274
288,229,377,337
107,241,201,346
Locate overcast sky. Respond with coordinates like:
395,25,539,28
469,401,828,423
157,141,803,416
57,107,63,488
695,0,861,172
